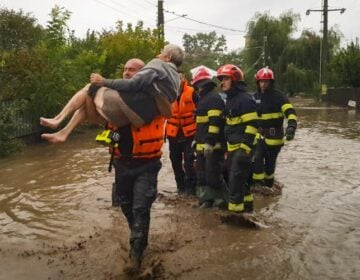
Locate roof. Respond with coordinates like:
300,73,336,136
190,65,217,78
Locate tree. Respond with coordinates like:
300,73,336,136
241,11,343,94
243,11,298,70
0,8,43,51
0,8,45,156
182,31,227,71
99,21,162,78
329,42,360,87
45,5,72,48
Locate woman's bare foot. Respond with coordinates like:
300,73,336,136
40,117,61,129
41,132,67,144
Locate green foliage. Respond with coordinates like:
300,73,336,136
275,30,322,91
329,42,360,87
183,31,227,54
284,63,315,93
99,21,162,78
244,11,299,70
45,5,72,48
0,5,165,156
182,31,227,71
0,8,44,51
282,31,321,74
0,100,25,157
241,11,342,94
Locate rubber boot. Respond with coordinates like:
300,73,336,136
213,198,227,209
251,180,265,193
212,185,227,209
177,183,186,195
186,186,196,196
185,181,196,196
196,185,205,198
199,201,213,208
124,238,143,274
123,255,141,274
199,186,216,208
265,178,274,188
244,201,253,213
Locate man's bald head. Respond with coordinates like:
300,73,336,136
123,58,145,79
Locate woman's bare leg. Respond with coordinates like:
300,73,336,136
40,84,91,129
41,106,87,143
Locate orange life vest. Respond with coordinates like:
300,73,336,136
165,82,196,138
108,116,165,159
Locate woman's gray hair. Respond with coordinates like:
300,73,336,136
163,44,184,67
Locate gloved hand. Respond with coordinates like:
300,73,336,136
203,143,214,157
285,126,296,141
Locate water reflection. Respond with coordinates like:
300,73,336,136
0,129,114,241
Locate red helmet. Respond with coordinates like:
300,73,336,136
191,67,212,85
216,64,244,81
255,67,275,80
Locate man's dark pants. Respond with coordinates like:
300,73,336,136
168,137,196,194
113,158,161,259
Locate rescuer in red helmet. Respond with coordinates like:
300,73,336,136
252,66,298,191
217,64,259,213
191,67,227,209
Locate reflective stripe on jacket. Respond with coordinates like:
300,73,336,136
165,82,196,138
254,89,297,146
194,88,225,150
224,84,259,153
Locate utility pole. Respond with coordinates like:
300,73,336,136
262,36,268,67
157,0,165,42
306,0,345,94
322,0,328,94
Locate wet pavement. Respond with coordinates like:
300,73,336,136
0,97,359,279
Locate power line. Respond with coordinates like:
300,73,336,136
144,0,246,33
92,0,138,20
91,0,156,28
143,0,157,7
167,25,244,36
164,10,246,33
110,0,152,18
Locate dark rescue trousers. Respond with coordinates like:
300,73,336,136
113,158,161,259
227,149,252,204
196,149,227,204
253,139,282,187
168,137,196,194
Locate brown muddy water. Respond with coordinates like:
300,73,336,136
0,97,359,280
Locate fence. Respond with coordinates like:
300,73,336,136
0,100,40,138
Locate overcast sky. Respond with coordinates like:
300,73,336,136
1,0,359,51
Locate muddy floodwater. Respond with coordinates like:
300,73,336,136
0,97,359,279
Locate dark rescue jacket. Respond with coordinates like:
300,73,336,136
254,88,297,146
194,82,225,152
165,81,196,138
107,116,165,159
224,83,259,154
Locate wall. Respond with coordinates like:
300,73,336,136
326,87,360,109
